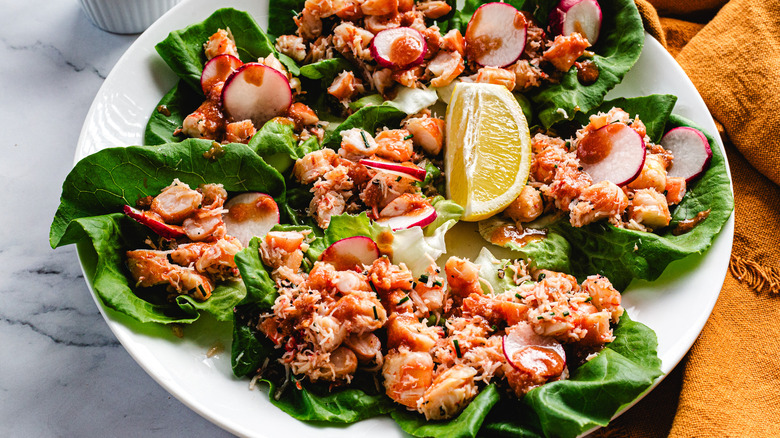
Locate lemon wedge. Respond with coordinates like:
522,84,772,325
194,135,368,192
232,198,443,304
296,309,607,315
445,83,532,221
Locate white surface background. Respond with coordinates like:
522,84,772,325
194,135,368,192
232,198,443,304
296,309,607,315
0,1,230,436
1,0,733,436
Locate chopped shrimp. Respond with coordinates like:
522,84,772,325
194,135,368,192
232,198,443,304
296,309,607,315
382,349,434,408
310,190,347,228
286,102,319,129
334,0,364,20
392,66,424,88
126,250,214,300
294,148,337,184
421,26,443,58
360,171,418,213
462,293,528,326
628,154,668,193
375,129,414,161
344,332,382,363
312,346,358,381
224,120,256,144
427,51,464,88
204,29,238,60
581,275,624,322
304,0,339,18
364,13,401,34
399,10,427,33
404,115,445,156
360,0,398,16
260,231,307,272
543,32,590,72
441,29,465,56
368,257,415,295
468,67,516,91
546,160,593,212
170,236,242,280
629,188,671,228
413,276,445,315
665,176,687,205
275,35,307,62
150,179,203,224
295,8,323,40
444,257,483,298
398,0,414,12
332,292,387,333
511,60,545,92
328,70,365,102
418,365,478,420
582,108,630,135
182,209,226,241
181,99,225,140
339,128,379,159
505,185,544,223
371,68,395,95
199,183,227,210
630,117,648,139
333,22,374,60
379,193,431,219
387,313,440,352
530,133,569,184
417,0,452,19
569,181,628,227
257,54,289,78
523,17,547,59
306,36,334,63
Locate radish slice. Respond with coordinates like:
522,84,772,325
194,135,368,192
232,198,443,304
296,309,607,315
222,193,280,246
201,54,243,94
465,3,527,67
549,0,602,45
320,236,380,271
502,323,566,375
661,127,713,183
359,159,427,182
221,63,292,127
123,205,185,239
370,27,427,70
375,202,437,230
576,123,646,186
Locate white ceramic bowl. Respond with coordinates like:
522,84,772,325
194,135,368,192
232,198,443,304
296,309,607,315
78,0,181,34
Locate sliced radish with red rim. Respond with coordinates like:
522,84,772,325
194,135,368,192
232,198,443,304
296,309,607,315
661,127,713,183
320,236,381,271
375,202,437,230
359,159,427,182
370,27,427,70
576,123,645,186
221,63,292,127
123,205,186,239
201,54,243,94
549,0,603,44
465,3,527,67
222,192,280,246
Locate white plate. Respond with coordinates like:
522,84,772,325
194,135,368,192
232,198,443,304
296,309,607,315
74,0,735,436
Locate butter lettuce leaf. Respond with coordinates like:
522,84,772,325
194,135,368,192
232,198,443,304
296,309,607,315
144,80,202,146
323,105,407,149
50,139,286,323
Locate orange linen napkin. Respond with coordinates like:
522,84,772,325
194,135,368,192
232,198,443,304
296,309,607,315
591,1,780,436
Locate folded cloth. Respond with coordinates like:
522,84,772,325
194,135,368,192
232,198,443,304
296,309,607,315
592,1,780,436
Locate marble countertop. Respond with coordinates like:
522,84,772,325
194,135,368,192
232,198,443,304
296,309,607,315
0,1,231,436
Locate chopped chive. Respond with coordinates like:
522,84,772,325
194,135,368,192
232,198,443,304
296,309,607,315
538,273,546,280
396,176,402,182
563,311,570,316
360,131,371,149
537,315,544,320
433,280,442,287
372,306,378,319
403,134,414,140
585,296,593,302
419,274,429,283
549,312,555,316
491,325,498,332
453,339,462,358
515,293,522,300
197,284,206,295
398,295,410,305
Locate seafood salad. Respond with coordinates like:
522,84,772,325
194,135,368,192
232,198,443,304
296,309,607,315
50,0,734,437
